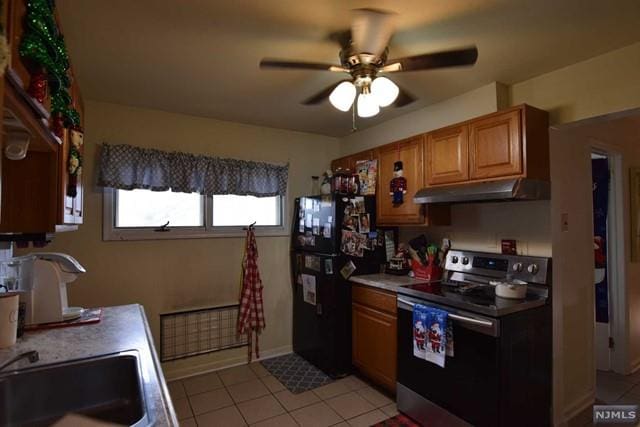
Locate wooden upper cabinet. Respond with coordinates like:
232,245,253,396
331,150,375,173
425,125,469,185
377,136,424,225
469,109,522,180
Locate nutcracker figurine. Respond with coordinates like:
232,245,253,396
389,161,407,205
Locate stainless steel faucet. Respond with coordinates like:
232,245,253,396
0,350,39,372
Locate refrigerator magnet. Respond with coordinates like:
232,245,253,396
299,219,304,233
301,274,317,305
327,215,333,223
312,218,320,235
340,260,357,279
304,255,321,272
305,198,313,210
325,259,333,275
323,223,332,238
305,213,313,228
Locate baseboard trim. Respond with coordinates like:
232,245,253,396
630,356,640,374
162,345,292,381
563,389,595,425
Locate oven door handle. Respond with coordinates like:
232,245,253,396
397,297,494,328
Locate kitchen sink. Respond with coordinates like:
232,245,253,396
0,351,150,427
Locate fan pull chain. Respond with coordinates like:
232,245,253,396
351,101,357,132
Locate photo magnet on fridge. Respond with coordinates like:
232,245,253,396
312,218,320,235
323,223,332,238
325,259,333,275
359,213,370,233
299,219,304,233
340,260,357,279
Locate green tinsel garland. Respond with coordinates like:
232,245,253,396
19,0,79,127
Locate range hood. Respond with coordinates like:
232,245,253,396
413,178,550,204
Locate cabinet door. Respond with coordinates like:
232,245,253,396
352,302,397,391
331,156,351,173
377,136,424,224
469,110,522,180
425,125,469,185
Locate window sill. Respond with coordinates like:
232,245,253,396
103,226,289,241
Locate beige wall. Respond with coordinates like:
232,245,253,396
507,41,640,425
510,42,640,126
399,201,551,257
22,101,340,379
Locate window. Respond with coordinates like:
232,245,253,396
104,189,285,240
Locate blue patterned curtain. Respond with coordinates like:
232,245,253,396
98,144,289,197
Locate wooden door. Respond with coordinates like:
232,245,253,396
425,125,469,185
352,302,397,391
469,110,522,180
377,136,424,224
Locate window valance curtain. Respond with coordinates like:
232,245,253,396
98,144,289,197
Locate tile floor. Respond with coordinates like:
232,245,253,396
569,370,640,427
168,362,398,427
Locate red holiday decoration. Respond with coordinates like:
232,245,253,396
389,160,407,205
27,68,47,103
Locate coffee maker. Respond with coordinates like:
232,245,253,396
21,253,86,325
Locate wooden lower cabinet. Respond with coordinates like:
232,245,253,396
351,285,397,392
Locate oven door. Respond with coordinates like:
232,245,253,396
396,295,501,427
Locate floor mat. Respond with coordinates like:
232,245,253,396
260,353,333,394
372,414,423,427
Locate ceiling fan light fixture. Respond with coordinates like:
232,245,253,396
329,81,357,112
371,76,399,107
357,88,380,118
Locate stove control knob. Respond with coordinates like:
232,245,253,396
451,256,459,264
512,262,523,272
462,257,469,265
527,264,539,274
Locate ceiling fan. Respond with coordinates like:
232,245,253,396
259,8,478,119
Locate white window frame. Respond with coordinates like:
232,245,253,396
103,188,288,241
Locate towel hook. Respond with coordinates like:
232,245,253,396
243,221,256,231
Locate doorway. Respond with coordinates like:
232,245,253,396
591,152,611,372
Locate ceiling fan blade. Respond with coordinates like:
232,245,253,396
380,46,478,73
302,80,350,105
351,8,395,55
260,59,347,72
392,86,416,107
328,29,352,50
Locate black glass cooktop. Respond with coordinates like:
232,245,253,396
397,282,547,317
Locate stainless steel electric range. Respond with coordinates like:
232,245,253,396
395,250,552,427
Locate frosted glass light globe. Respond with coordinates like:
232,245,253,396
357,92,380,118
371,77,399,107
329,81,357,112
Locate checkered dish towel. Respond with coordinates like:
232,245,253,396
237,227,265,361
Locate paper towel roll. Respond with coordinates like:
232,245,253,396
0,293,19,348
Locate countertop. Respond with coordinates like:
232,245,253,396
0,304,178,426
349,273,430,293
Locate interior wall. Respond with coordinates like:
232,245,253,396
507,41,640,425
18,100,340,379
510,42,640,126
398,201,551,257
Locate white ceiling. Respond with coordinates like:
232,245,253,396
58,0,640,137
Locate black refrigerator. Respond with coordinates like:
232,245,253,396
290,194,387,378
